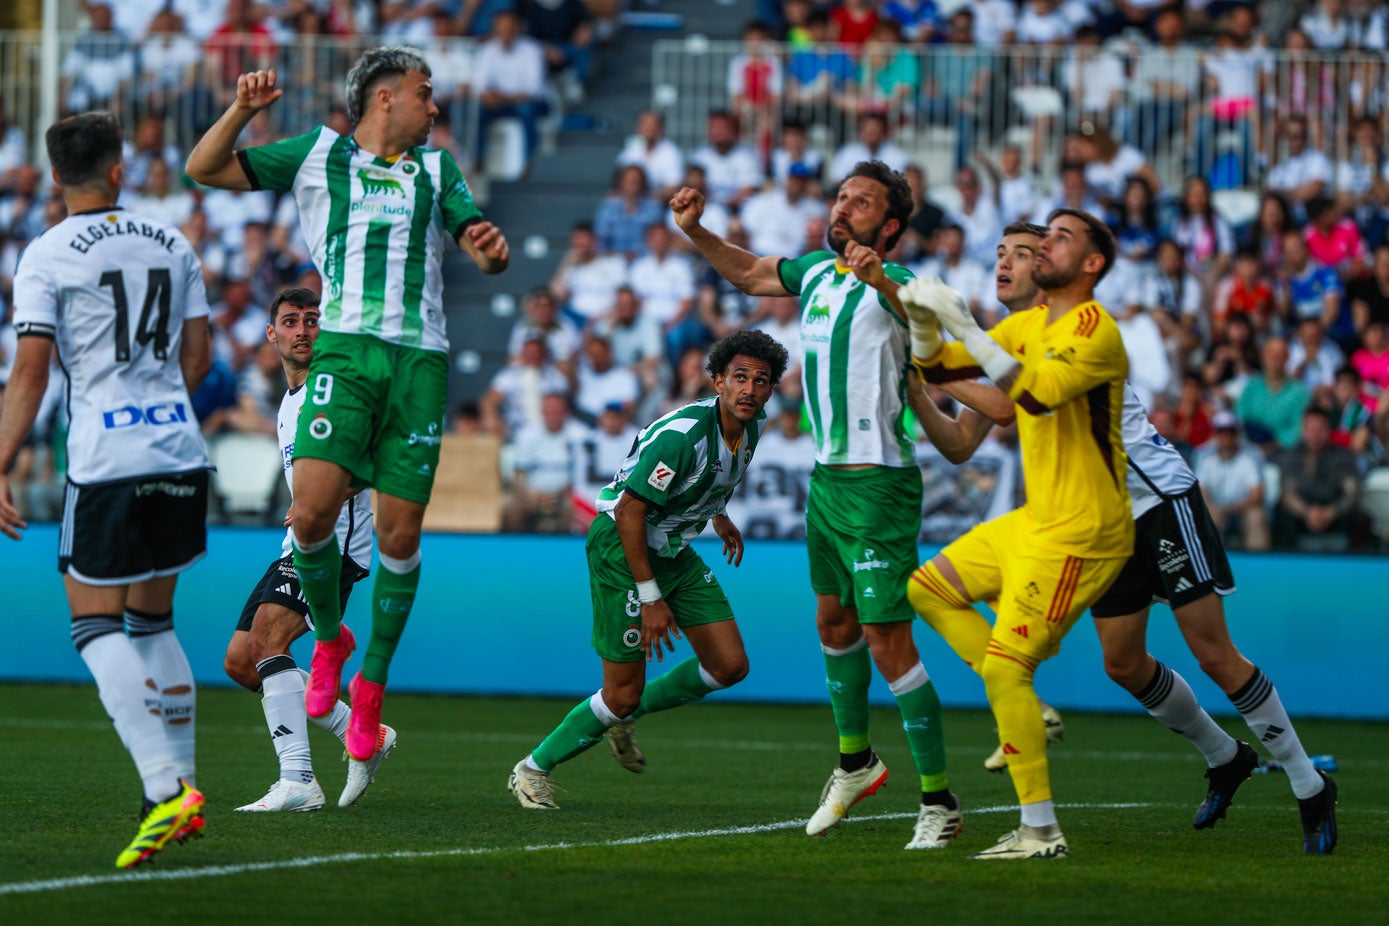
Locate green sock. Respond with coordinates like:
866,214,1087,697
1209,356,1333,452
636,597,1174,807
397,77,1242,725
632,657,714,720
825,642,872,754
531,697,612,771
361,561,420,684
293,539,342,641
895,677,949,793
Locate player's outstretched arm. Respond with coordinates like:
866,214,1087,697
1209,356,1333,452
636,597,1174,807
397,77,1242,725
186,70,283,191
0,337,53,539
458,221,510,274
669,187,788,297
901,276,1019,387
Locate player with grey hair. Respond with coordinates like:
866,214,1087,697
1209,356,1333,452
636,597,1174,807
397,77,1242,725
188,48,510,767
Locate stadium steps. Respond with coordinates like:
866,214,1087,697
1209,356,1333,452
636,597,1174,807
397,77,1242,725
442,0,755,404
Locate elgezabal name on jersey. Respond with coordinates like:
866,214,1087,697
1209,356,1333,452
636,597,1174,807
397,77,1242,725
68,216,178,255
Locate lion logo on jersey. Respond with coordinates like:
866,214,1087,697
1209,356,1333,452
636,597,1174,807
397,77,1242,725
358,170,407,198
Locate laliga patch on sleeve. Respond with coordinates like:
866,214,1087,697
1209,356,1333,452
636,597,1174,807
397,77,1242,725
648,461,675,491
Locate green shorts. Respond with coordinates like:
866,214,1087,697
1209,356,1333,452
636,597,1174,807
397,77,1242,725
806,463,922,623
293,330,448,505
586,515,734,663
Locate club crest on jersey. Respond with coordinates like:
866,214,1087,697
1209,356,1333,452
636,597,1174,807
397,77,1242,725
357,169,407,198
648,461,675,491
622,626,641,648
309,415,333,439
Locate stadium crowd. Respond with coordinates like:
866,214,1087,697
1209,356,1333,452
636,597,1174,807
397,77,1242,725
2,0,1389,553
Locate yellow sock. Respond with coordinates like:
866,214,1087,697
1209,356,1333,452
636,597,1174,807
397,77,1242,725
982,646,1051,804
908,562,992,671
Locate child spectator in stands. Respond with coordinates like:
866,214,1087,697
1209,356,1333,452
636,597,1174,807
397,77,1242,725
1212,247,1276,337
1327,365,1377,459
728,19,783,159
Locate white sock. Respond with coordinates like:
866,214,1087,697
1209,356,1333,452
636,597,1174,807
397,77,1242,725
1135,662,1238,767
1230,668,1321,799
78,629,181,802
128,623,197,785
1020,799,1057,828
259,658,313,782
299,668,350,743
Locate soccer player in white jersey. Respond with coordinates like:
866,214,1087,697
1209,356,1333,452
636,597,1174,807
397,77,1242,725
222,286,397,812
911,222,1338,855
0,112,211,869
187,47,511,760
507,330,787,810
671,162,1012,850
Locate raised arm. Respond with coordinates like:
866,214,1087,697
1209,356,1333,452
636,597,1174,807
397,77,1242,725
669,187,789,297
186,70,284,190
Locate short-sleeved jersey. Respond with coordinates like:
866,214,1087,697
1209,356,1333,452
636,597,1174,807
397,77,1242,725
276,384,374,566
12,207,210,484
238,127,482,353
924,300,1133,558
779,250,915,467
595,396,764,558
1120,381,1197,519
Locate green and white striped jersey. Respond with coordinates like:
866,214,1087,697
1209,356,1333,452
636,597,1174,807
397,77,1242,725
595,396,764,558
778,250,915,467
239,126,482,353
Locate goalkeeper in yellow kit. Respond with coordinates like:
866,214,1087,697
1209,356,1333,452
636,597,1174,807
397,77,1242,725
900,209,1133,859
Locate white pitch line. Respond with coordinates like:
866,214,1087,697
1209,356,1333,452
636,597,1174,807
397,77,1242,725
0,802,1151,897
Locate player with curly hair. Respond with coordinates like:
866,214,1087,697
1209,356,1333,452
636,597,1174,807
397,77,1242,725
508,329,787,809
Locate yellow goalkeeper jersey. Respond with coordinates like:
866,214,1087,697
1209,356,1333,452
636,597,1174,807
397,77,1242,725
925,301,1134,559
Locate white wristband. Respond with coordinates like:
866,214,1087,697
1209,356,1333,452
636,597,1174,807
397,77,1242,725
635,579,662,604
962,327,1017,383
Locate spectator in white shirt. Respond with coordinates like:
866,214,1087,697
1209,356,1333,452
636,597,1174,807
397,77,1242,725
1288,317,1346,395
689,110,764,210
127,157,196,229
574,333,641,423
473,9,550,174
752,295,803,403
1196,411,1270,551
1299,0,1352,50
977,144,1038,226
549,221,628,324
948,164,1003,268
505,391,589,533
616,110,685,200
1015,0,1075,46
911,224,993,323
482,332,572,439
595,285,666,412
1266,115,1334,214
627,223,700,356
740,163,829,258
971,0,1018,47
828,111,911,185
508,287,583,374
1062,26,1125,125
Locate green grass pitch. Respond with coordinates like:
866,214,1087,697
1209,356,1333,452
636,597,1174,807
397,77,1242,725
0,684,1384,925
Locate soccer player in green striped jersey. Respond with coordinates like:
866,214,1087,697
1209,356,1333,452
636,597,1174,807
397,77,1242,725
672,162,1012,850
187,48,511,763
507,330,788,810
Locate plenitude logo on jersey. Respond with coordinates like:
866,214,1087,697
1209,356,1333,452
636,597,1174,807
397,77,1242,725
101,402,190,429
353,167,413,218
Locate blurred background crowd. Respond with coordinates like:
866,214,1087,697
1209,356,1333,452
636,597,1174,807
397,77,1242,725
2,0,1388,554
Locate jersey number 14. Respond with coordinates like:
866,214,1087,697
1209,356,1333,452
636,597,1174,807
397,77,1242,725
99,268,172,362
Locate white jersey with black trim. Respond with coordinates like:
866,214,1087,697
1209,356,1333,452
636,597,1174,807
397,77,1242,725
277,385,375,566
11,207,211,483
1122,381,1197,519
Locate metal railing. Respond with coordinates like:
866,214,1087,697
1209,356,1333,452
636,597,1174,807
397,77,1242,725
0,31,480,172
653,38,1389,197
